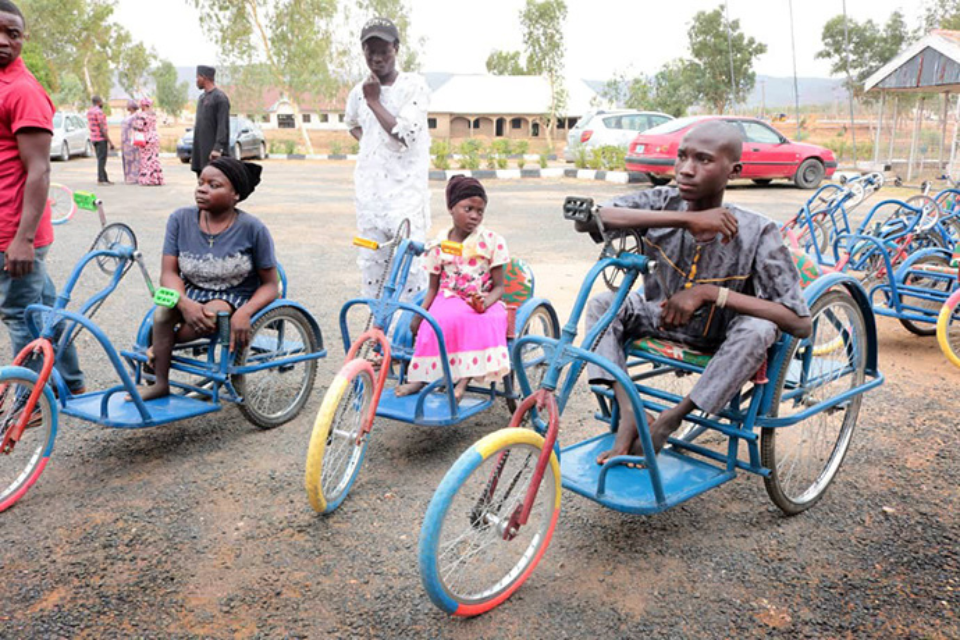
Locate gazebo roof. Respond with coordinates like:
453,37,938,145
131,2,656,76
865,30,960,93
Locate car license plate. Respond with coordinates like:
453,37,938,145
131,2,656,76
634,145,645,153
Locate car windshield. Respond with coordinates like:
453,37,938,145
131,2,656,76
53,113,63,128
643,116,703,135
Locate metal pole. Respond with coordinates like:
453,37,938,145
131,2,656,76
940,92,949,171
842,0,858,167
888,95,899,162
788,0,801,139
908,96,924,182
725,0,737,113
950,95,960,180
873,92,884,166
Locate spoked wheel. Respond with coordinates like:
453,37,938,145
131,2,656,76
90,223,138,275
48,183,76,226
600,229,643,291
419,427,560,616
234,306,319,428
898,253,953,336
505,303,559,413
761,290,867,515
789,213,830,255
937,292,960,369
0,368,56,513
844,180,866,209
304,360,374,514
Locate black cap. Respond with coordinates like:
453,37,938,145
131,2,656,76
360,17,399,44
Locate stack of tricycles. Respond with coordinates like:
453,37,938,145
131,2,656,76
0,192,326,513
415,197,883,616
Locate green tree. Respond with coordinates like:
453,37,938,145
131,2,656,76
486,50,528,75
52,72,85,109
21,40,53,93
152,60,189,121
189,0,341,154
117,41,153,98
816,11,913,95
21,0,133,97
601,71,653,110
923,0,960,30
650,59,698,117
520,0,567,143
354,0,422,71
686,6,767,114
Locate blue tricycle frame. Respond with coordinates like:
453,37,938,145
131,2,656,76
304,225,559,514
418,201,884,616
0,222,325,513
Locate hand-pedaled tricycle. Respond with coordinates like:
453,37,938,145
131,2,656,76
417,197,884,616
304,220,559,514
0,193,326,513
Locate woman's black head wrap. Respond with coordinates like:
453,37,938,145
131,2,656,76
209,157,262,202
445,175,487,209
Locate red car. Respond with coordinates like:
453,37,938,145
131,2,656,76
626,115,837,189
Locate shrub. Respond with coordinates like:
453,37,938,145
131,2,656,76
349,141,360,155
514,140,529,156
517,156,526,170
588,148,604,170
330,140,343,155
432,139,451,170
269,139,297,155
485,153,496,170
490,139,512,157
458,139,483,170
538,152,549,169
599,146,626,171
574,145,588,169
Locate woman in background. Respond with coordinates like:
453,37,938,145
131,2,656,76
133,98,164,186
120,99,140,185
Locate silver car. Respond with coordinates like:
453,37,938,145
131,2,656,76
50,112,93,162
564,109,673,162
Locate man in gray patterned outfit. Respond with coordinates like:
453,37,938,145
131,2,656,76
577,120,813,464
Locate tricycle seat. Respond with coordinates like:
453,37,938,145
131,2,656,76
375,387,493,426
630,337,714,368
60,389,219,429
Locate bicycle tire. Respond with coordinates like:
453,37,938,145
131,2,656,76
937,290,960,369
48,183,76,226
304,360,374,514
419,427,560,616
0,367,57,513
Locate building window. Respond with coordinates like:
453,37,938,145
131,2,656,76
511,118,523,129
473,118,482,129
261,114,270,123
319,113,329,123
557,119,566,130
428,117,437,129
338,113,345,123
531,122,540,137
302,113,312,123
278,114,296,129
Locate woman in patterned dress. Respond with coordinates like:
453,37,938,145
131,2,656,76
133,98,164,186
120,99,140,184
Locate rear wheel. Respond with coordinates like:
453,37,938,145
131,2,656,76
84,140,93,157
937,291,960,369
59,142,70,162
0,368,56,514
304,360,374,514
898,253,952,336
505,303,559,413
761,290,867,514
794,158,825,189
419,427,560,616
234,306,319,428
257,142,266,160
647,173,671,186
234,143,243,160
48,183,76,226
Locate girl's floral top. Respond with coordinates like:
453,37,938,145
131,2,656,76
425,225,509,299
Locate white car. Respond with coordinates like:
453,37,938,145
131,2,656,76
50,112,93,162
564,109,673,162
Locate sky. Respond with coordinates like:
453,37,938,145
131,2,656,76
114,0,924,80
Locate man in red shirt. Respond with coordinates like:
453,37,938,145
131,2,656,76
0,0,84,392
87,94,114,185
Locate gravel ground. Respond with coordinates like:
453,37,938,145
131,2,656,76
0,157,957,638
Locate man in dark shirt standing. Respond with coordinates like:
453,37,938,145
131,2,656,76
191,65,230,175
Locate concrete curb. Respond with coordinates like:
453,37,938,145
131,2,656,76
428,168,648,184
158,153,360,161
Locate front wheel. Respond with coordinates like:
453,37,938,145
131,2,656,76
794,158,825,189
234,143,243,160
48,183,77,226
761,289,867,514
304,360,375,514
234,306,319,429
59,142,70,162
419,428,560,616
0,367,57,514
898,253,952,336
84,140,93,157
647,173,671,186
937,291,960,369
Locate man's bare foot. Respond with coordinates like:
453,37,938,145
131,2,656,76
597,410,657,465
127,383,170,402
453,378,470,403
395,381,425,397
649,403,689,453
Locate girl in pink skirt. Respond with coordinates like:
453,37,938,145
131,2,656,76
396,176,510,402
